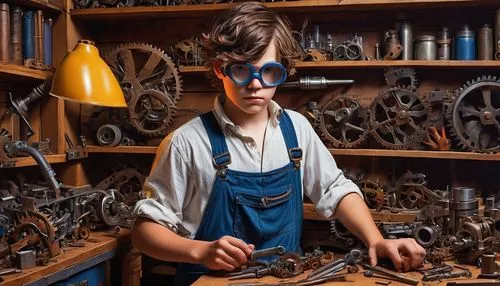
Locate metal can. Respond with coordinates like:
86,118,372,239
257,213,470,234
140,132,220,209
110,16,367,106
414,34,436,60
0,3,9,63
436,27,451,60
454,26,476,60
398,20,413,60
478,24,493,60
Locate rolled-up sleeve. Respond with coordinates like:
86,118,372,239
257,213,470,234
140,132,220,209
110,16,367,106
299,116,363,219
132,134,192,235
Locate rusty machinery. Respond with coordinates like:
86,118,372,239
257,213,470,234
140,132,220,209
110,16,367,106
103,42,183,138
444,75,500,153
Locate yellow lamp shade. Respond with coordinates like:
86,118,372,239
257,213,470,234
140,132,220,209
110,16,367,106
50,40,127,108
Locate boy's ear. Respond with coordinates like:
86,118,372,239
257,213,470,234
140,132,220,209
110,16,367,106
213,60,224,79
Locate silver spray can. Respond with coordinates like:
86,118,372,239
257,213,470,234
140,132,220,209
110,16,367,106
397,20,413,60
414,34,437,60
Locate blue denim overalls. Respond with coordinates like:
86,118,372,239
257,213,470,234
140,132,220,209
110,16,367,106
175,110,303,285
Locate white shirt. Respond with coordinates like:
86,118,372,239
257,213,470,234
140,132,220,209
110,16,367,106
132,96,362,238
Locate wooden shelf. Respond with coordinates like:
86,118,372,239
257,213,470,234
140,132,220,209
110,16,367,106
86,145,158,154
8,0,62,13
86,146,500,161
0,63,53,81
180,60,500,74
0,154,67,168
329,148,500,161
70,0,499,21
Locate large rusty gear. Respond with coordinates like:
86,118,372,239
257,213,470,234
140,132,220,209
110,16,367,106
444,75,500,153
170,37,203,66
369,88,429,150
105,43,183,137
316,95,369,148
10,211,59,257
384,67,418,91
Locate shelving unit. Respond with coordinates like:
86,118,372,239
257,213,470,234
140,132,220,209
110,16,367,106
0,63,53,80
9,0,62,13
0,154,67,168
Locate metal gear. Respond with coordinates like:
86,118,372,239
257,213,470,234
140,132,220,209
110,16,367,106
105,42,183,137
170,37,203,66
317,95,369,148
369,87,429,150
95,168,146,206
444,75,500,152
384,67,418,91
10,211,59,257
359,179,384,212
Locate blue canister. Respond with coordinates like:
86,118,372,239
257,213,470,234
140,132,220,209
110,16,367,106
454,26,476,60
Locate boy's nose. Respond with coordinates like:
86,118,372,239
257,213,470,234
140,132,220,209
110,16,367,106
247,77,263,89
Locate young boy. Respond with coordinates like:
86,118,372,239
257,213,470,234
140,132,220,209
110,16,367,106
132,2,425,284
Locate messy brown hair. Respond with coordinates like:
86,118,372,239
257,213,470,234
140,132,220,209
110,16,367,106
201,2,302,88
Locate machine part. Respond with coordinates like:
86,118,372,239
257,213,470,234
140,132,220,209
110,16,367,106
105,42,183,137
422,89,447,129
8,77,52,138
397,20,413,60
0,3,8,63
369,88,429,150
64,134,88,160
414,35,437,60
454,216,494,263
444,76,500,152
496,9,500,60
375,43,382,60
15,250,36,269
249,246,286,261
98,193,121,227
9,6,22,65
478,24,494,60
388,170,444,210
426,248,449,265
437,27,452,60
303,48,328,62
96,124,123,147
95,167,146,206
170,37,203,66
281,77,354,90
345,34,364,60
308,249,363,280
316,96,369,148
4,140,60,196
423,270,472,281
419,264,453,275
413,224,440,248
384,67,418,91
363,264,418,285
383,30,403,60
423,126,451,151
359,180,384,211
481,252,499,275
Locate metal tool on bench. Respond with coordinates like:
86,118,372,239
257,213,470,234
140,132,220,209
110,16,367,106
363,264,419,285
307,248,363,280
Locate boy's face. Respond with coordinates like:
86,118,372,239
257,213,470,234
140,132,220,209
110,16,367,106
217,43,280,116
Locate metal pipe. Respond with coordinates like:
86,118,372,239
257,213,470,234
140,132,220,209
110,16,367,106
281,77,354,90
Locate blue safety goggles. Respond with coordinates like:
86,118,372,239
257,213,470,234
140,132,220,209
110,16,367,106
222,61,287,87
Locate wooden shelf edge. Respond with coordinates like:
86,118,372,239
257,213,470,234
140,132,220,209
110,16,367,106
70,0,499,20
86,145,158,154
0,63,53,80
86,145,500,161
1,154,67,168
329,148,500,161
303,203,420,222
180,60,500,74
10,0,62,13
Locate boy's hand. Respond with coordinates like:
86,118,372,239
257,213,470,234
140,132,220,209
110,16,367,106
368,238,426,272
195,235,255,271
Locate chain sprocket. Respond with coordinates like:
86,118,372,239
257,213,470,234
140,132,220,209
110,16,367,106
369,87,429,149
384,67,418,91
316,95,369,148
105,42,183,137
444,75,500,153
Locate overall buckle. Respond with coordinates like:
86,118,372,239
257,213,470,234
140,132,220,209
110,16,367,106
212,152,231,177
288,147,302,169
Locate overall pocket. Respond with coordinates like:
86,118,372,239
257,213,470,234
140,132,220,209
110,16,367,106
234,185,295,241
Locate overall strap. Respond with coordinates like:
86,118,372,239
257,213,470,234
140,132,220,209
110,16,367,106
200,112,231,169
279,111,303,167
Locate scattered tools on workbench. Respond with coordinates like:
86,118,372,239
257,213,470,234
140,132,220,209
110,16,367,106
363,264,419,285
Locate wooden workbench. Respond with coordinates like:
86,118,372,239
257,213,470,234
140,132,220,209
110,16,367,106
0,229,140,286
194,262,491,286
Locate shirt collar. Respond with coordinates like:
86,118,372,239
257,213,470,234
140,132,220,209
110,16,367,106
212,94,283,134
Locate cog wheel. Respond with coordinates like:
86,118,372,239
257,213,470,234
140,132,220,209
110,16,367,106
317,95,369,148
95,168,146,206
105,43,183,137
170,37,203,66
384,67,418,91
10,211,59,257
369,88,429,150
359,179,384,211
444,75,500,153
